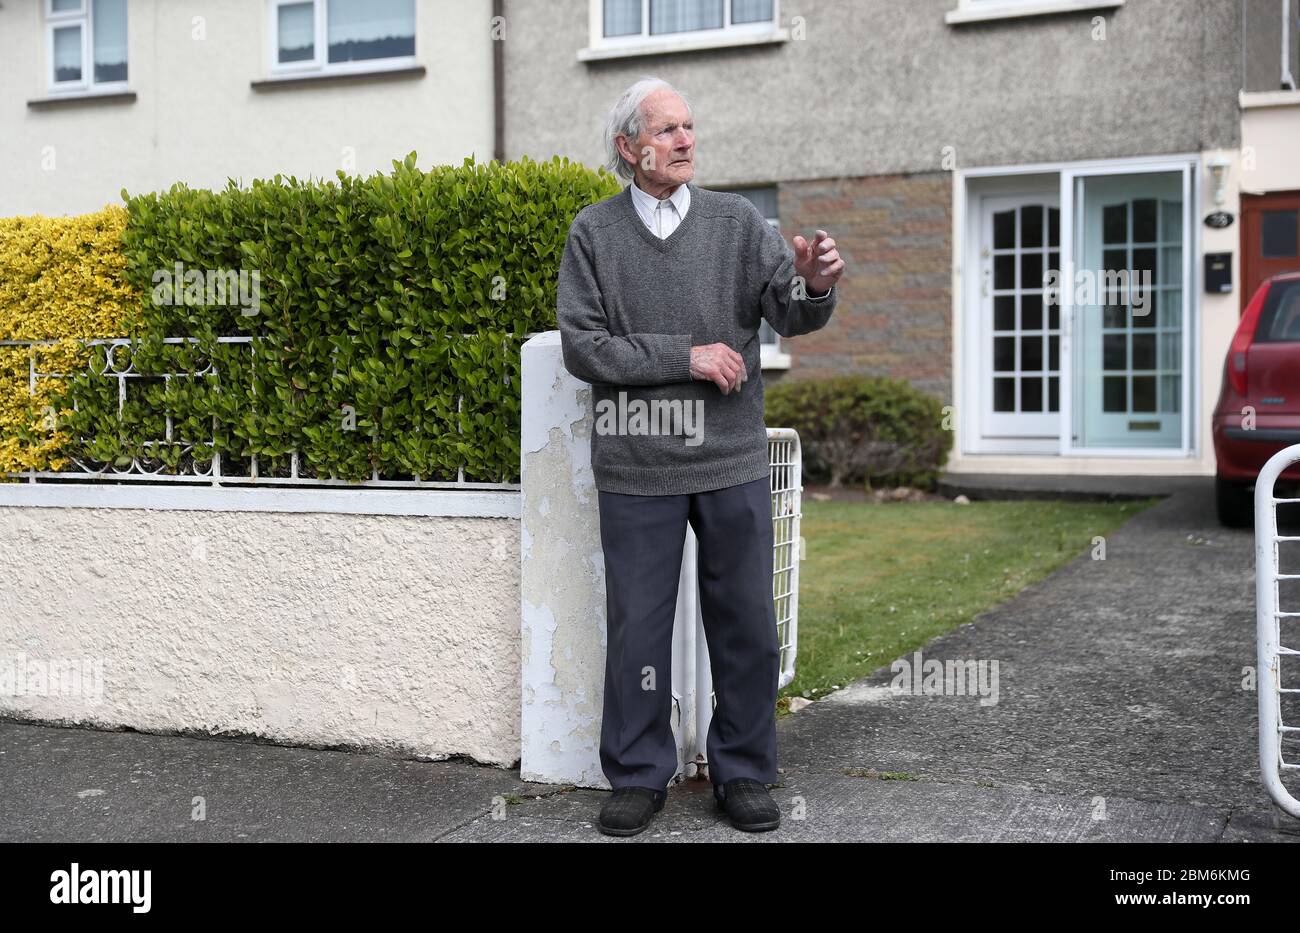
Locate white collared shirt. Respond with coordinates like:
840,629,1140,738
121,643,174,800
629,178,691,239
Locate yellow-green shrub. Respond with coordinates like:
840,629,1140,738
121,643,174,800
0,206,137,474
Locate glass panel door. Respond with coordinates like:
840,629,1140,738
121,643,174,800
1072,170,1186,449
980,195,1061,440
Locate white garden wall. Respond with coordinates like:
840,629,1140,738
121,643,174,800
0,502,521,765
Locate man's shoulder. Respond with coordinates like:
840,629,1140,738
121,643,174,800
688,185,759,228
571,186,630,233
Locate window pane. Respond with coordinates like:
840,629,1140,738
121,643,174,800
993,295,1015,331
1020,251,1042,291
1132,375,1156,412
1103,376,1126,412
1132,198,1157,243
731,0,773,24
1021,297,1042,331
92,0,127,83
1160,374,1180,413
993,336,1015,372
278,2,315,63
1262,209,1299,258
1021,334,1042,371
1103,334,1127,372
1258,281,1300,342
1131,333,1155,370
53,25,82,82
993,209,1015,249
1021,377,1043,412
758,319,777,346
1021,205,1043,248
1103,203,1126,244
650,0,724,35
328,0,415,63
52,0,82,11
603,0,641,36
1161,197,1181,242
993,254,1014,290
993,377,1015,412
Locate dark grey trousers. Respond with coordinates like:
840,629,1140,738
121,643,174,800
596,475,780,791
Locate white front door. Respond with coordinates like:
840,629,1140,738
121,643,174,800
976,193,1062,449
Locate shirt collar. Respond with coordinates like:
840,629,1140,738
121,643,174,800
629,178,690,218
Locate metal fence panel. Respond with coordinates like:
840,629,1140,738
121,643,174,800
1255,442,1300,819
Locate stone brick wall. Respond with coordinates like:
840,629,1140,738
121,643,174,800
771,172,953,406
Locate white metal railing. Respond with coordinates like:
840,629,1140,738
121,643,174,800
1,335,529,490
1255,442,1300,819
768,427,804,691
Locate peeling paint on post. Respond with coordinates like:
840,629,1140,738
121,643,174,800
520,332,702,788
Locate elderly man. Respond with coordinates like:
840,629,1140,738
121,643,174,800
556,77,844,836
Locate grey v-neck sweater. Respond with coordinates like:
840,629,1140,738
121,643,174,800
556,181,838,496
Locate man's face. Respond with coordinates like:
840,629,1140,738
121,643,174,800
623,89,694,191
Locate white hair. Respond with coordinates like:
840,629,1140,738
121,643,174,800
603,76,694,184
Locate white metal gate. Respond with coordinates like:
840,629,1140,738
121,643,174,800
1255,442,1300,819
672,427,803,780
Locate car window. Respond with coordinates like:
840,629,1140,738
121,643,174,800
1258,280,1300,342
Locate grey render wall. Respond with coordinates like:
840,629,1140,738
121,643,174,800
504,0,1242,187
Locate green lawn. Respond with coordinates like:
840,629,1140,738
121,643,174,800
777,497,1159,714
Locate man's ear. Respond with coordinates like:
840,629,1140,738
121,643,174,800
614,134,633,165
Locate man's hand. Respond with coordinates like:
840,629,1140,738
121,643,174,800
690,343,746,395
793,229,845,296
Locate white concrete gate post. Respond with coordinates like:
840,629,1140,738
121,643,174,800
520,332,706,788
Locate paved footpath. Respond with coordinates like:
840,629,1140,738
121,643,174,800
3,478,1299,842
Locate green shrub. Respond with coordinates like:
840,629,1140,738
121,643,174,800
0,206,136,477
41,152,620,484
764,375,952,489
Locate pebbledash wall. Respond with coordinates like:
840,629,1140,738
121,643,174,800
0,485,523,766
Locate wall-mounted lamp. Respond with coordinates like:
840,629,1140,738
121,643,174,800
1207,152,1232,207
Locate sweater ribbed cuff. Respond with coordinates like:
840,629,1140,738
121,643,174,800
661,334,694,384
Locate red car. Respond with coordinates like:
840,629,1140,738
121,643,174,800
1213,271,1300,527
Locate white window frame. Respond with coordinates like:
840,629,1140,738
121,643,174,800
581,0,786,62
44,0,129,96
945,0,1123,26
956,153,1201,460
268,0,418,78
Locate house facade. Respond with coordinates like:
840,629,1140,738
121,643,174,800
0,0,496,217
3,0,1296,479
505,0,1300,478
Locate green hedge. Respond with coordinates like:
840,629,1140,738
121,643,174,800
46,153,620,484
764,375,952,489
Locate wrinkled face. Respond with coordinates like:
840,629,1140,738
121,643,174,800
621,89,694,190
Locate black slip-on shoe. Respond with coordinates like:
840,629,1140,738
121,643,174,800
598,785,667,836
714,777,781,832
